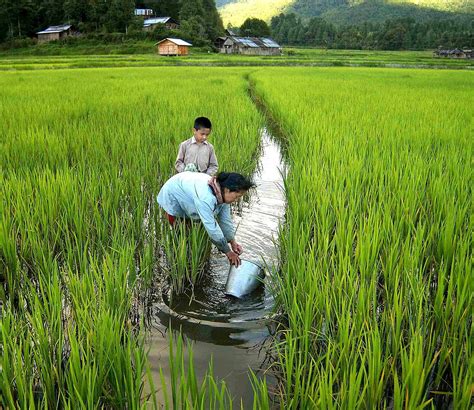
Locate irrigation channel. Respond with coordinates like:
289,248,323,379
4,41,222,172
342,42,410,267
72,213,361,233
147,128,286,407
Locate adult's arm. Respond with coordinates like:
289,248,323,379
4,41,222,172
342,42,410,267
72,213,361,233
216,204,235,242
193,197,231,253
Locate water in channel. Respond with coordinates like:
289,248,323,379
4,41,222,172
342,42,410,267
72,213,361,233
147,128,286,408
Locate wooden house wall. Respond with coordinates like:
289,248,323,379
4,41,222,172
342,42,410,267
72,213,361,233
157,41,188,55
38,32,60,43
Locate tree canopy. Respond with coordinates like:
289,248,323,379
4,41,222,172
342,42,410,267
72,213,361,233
0,0,224,44
240,17,271,37
271,12,473,50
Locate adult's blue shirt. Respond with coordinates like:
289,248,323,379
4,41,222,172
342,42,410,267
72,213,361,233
157,172,234,253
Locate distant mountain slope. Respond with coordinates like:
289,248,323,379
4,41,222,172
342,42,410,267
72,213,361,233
217,0,473,26
322,2,473,25
218,0,294,26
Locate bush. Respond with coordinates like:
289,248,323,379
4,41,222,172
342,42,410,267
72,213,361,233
0,37,36,51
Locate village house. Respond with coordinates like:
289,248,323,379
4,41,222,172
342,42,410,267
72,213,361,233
156,38,192,56
433,49,473,59
134,9,154,18
143,17,179,31
36,24,72,43
218,36,282,56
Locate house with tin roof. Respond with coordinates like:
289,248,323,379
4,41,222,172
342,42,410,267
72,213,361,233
155,38,192,56
144,17,179,31
134,8,154,18
433,48,473,59
36,24,72,43
218,36,282,56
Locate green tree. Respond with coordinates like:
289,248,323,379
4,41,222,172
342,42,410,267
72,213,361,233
179,0,204,21
240,17,271,37
180,15,207,45
201,0,224,39
63,0,91,26
179,0,222,44
104,0,134,32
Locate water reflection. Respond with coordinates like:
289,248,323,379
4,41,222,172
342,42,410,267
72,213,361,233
157,129,285,344
147,128,286,407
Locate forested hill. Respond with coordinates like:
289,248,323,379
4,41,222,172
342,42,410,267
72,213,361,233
217,0,474,26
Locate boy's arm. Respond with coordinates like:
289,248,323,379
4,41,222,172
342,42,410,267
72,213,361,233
205,146,219,175
175,142,186,173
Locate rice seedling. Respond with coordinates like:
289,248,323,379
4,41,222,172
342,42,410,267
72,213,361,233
161,219,212,295
157,332,235,410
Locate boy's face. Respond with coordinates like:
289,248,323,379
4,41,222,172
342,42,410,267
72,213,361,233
193,127,211,144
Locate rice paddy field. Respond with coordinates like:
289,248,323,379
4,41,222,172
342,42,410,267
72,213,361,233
0,48,473,70
1,63,473,408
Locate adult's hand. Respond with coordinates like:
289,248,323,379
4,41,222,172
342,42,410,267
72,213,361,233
226,250,241,267
230,240,243,255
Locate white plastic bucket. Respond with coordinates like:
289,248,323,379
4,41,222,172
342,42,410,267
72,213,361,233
225,260,265,298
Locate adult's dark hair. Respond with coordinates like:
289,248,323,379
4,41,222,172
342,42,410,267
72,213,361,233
194,116,212,130
217,172,255,192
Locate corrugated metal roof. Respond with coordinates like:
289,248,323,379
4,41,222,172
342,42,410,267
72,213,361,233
36,24,71,34
236,37,259,48
224,36,281,49
260,38,280,48
144,17,172,25
156,38,192,46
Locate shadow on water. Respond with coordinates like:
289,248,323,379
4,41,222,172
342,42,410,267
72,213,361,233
146,128,286,408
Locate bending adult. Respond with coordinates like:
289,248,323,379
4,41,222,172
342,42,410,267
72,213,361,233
157,172,255,266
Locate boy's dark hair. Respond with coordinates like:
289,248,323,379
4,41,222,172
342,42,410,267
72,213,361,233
217,172,255,192
194,117,212,130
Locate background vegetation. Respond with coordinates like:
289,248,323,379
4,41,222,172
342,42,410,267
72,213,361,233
218,0,473,26
0,0,224,46
271,13,473,50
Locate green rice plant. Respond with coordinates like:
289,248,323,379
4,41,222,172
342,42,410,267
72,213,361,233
161,219,212,295
0,66,263,407
250,67,473,408
157,332,235,410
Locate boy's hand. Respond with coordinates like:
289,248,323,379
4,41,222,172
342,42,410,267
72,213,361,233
226,251,241,267
230,240,243,255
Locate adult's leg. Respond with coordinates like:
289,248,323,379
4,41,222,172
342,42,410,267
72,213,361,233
165,212,176,226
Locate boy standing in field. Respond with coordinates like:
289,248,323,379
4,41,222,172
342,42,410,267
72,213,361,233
175,117,218,175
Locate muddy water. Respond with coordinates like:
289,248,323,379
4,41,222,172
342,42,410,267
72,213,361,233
147,129,286,408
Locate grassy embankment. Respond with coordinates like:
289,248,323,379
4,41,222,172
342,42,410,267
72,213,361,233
251,67,473,408
0,44,472,70
0,66,263,407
